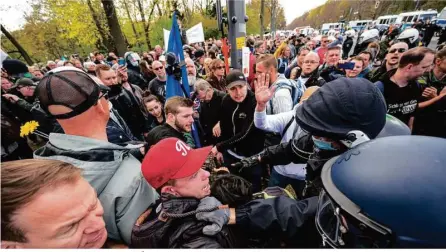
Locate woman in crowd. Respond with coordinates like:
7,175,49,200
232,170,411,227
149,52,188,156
206,58,226,91
143,95,165,130
345,56,365,78
276,45,292,74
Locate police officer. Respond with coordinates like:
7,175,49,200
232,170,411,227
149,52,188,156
316,136,446,248
232,77,410,198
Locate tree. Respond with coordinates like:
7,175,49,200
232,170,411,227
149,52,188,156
101,0,127,56
136,0,158,50
1,25,34,65
86,0,112,51
121,0,141,49
260,0,265,38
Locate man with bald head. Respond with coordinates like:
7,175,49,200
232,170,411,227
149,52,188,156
366,42,409,82
297,52,326,88
148,60,167,104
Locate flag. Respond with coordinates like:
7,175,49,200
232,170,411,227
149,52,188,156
166,12,201,147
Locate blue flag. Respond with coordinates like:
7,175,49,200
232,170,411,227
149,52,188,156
166,12,201,147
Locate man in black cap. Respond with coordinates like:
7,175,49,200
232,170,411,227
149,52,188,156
33,66,158,245
232,77,387,197
211,70,265,192
194,49,206,76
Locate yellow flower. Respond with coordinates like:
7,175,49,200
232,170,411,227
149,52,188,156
20,121,40,138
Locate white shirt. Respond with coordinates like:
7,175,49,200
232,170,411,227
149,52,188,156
254,105,306,180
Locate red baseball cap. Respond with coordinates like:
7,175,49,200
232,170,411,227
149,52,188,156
141,138,213,189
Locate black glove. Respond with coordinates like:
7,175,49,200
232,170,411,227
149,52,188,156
231,154,261,172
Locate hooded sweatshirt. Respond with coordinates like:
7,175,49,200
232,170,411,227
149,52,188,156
34,133,158,244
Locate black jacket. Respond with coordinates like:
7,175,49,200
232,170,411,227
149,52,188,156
146,123,187,147
148,78,167,104
342,37,353,58
216,90,265,156
109,85,151,140
127,67,149,90
199,89,225,146
131,196,236,248
206,75,226,92
365,62,390,83
235,196,320,247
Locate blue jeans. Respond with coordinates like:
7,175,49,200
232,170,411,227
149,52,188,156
223,151,263,193
268,168,306,199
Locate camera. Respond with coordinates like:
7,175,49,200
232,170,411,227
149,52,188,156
165,52,185,81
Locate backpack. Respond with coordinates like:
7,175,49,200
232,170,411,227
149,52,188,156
268,77,305,114
277,58,288,74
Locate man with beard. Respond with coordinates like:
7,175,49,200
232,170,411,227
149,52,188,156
375,47,435,128
146,96,195,147
185,57,201,92
148,61,167,104
366,42,409,82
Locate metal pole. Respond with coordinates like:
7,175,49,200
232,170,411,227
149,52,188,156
227,0,246,69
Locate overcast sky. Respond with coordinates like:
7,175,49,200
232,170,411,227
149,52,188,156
0,0,328,31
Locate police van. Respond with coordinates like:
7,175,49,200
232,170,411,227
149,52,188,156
321,23,344,35
433,6,446,29
395,9,438,30
348,20,373,32
375,15,398,25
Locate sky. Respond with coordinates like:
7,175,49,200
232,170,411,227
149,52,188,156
0,0,328,31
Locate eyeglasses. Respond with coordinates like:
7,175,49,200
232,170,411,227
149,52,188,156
304,60,319,64
215,66,225,70
389,48,406,54
153,66,164,71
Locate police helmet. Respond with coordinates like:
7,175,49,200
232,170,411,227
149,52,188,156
295,77,386,142
357,29,379,45
317,136,446,248
124,51,141,67
397,28,420,48
345,30,356,38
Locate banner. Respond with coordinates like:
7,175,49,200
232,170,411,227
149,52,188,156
186,22,205,44
163,29,171,49
242,47,250,77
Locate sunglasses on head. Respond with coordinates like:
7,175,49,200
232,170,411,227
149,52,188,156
153,66,164,71
389,48,406,54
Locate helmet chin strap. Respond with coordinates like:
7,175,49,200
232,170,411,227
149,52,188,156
340,130,370,149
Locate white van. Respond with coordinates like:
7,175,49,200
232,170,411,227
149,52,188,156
375,15,398,25
396,10,438,30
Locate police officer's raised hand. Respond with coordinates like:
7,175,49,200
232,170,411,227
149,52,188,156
255,73,275,111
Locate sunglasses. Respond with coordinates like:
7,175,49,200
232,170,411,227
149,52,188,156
389,48,406,54
322,40,329,43
153,66,164,71
215,66,225,70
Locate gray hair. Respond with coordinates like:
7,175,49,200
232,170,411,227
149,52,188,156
194,79,212,92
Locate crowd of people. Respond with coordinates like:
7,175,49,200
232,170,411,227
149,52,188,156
1,22,446,248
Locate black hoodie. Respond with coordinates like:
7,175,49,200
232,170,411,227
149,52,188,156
216,90,265,157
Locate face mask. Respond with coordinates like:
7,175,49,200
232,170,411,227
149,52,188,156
312,136,338,151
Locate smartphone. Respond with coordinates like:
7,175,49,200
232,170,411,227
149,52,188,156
118,58,126,66
338,62,355,70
